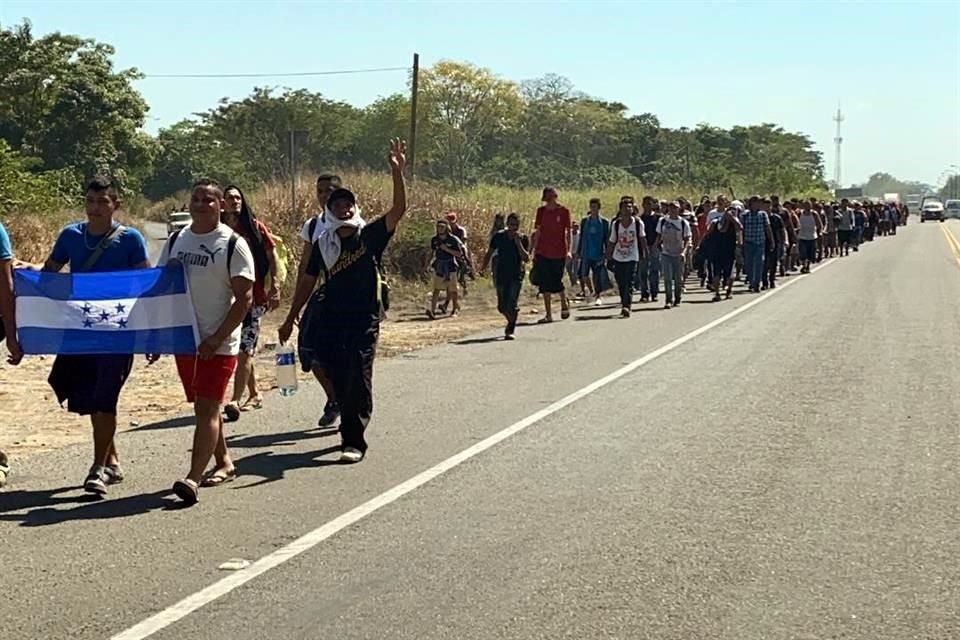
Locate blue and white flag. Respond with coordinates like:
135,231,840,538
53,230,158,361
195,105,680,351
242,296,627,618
14,266,200,355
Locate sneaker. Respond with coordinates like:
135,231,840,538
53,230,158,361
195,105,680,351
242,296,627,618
664,302,672,309
105,463,125,485
318,401,340,428
593,297,603,306
504,334,516,341
339,447,364,464
620,308,631,318
640,296,649,303
84,465,108,495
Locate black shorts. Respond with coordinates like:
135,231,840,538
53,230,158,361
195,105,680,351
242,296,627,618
48,354,134,416
838,230,853,245
799,239,817,262
534,256,566,294
712,254,735,281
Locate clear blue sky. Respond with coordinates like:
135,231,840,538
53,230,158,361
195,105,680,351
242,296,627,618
3,0,959,188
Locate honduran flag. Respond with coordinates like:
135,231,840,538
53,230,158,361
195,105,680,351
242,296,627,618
13,265,199,355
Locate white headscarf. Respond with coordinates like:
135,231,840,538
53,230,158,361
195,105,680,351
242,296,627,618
316,204,365,269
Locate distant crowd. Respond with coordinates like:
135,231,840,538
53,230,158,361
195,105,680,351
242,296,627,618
427,191,909,330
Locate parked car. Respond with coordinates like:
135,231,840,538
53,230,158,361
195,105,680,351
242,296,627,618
921,200,945,222
167,210,191,235
945,200,960,219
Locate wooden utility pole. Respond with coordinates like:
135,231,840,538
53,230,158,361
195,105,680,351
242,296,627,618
408,52,419,180
288,129,296,213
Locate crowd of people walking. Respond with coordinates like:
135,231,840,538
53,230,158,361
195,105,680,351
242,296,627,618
430,190,908,336
0,157,910,503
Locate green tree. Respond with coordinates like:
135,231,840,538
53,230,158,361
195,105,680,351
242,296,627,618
419,60,523,185
0,20,155,192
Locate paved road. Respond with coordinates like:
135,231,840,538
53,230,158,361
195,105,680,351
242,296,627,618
143,221,168,263
2,220,958,639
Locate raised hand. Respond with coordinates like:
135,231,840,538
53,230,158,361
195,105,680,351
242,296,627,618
388,138,407,173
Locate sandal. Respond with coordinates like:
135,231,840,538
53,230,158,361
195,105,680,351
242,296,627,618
172,478,200,505
537,317,553,325
240,396,263,412
200,468,237,487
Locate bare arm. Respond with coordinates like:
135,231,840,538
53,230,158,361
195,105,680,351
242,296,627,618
479,240,495,273
279,271,318,344
206,277,253,352
42,258,64,273
296,239,312,278
383,139,408,233
516,235,530,262
0,258,21,364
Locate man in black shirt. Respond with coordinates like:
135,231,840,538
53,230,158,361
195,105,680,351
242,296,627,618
762,197,787,290
480,212,530,340
637,196,661,301
280,139,407,463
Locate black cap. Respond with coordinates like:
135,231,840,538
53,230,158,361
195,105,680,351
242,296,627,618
328,188,356,206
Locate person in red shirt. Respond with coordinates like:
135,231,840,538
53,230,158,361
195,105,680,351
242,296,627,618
221,186,280,429
531,187,572,323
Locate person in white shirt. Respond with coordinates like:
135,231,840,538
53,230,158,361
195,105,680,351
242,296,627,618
657,201,692,308
154,178,255,505
605,197,646,318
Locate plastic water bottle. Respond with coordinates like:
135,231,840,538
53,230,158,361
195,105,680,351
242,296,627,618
276,343,298,397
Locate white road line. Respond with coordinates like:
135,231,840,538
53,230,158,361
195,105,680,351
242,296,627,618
111,258,837,640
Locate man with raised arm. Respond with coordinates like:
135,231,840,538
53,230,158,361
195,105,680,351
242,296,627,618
280,140,407,463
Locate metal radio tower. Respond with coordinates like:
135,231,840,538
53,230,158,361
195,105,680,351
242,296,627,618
833,106,844,187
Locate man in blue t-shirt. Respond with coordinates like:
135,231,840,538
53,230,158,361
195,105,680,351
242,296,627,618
0,220,22,489
0,220,22,365
43,176,150,496
577,198,609,304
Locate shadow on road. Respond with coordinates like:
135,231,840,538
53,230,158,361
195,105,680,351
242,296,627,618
451,336,503,345
232,445,344,489
0,489,174,527
128,416,194,432
226,428,338,449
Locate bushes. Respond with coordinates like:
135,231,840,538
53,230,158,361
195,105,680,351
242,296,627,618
0,140,75,215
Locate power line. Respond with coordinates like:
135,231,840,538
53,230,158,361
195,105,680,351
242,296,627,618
143,66,408,79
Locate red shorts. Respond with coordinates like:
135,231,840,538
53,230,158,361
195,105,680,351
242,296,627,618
175,355,238,403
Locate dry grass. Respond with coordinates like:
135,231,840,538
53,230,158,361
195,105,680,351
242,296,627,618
244,171,690,283
2,212,74,263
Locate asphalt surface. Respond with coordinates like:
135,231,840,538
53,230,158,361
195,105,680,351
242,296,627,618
2,219,958,640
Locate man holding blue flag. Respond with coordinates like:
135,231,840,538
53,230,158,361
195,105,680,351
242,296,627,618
42,177,150,495
1,218,22,489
